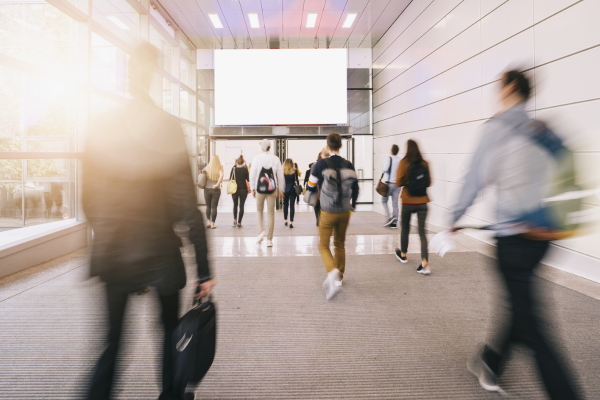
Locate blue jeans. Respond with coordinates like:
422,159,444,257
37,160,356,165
381,183,400,222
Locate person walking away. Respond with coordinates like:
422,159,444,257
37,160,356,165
82,43,215,400
250,139,285,247
307,133,359,300
230,155,249,227
311,149,330,227
283,159,299,228
450,70,581,399
381,144,402,228
203,155,223,229
294,163,301,205
394,140,432,275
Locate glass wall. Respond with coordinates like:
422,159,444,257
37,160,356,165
0,0,197,228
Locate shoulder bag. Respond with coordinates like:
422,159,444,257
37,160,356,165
197,170,207,189
226,168,238,195
375,156,392,197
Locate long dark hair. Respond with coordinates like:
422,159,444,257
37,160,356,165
403,140,423,164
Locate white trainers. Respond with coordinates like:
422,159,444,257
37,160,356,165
418,265,431,275
257,231,265,244
266,240,273,247
334,280,343,287
323,269,341,300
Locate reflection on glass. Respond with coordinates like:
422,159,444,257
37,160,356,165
150,25,173,74
23,181,72,226
180,57,190,87
92,33,128,96
0,183,22,227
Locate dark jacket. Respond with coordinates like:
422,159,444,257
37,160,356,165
229,166,249,195
82,94,211,295
284,172,299,193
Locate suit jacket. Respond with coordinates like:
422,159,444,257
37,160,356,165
82,94,211,294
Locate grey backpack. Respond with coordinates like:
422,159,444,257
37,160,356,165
320,158,357,212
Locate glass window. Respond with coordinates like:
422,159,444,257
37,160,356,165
180,89,192,121
180,57,190,87
23,181,73,225
150,25,173,75
0,183,23,227
91,33,128,96
0,3,78,76
92,0,140,47
162,78,173,114
180,39,190,56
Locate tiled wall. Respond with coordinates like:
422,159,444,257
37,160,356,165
372,0,600,280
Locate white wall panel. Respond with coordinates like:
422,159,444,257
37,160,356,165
372,0,600,279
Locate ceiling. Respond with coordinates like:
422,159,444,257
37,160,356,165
158,0,411,50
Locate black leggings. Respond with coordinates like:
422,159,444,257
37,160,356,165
204,188,220,223
232,192,248,223
283,191,296,221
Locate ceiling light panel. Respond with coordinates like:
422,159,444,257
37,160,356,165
248,12,260,28
208,13,223,29
342,13,357,28
306,12,318,28
107,16,130,30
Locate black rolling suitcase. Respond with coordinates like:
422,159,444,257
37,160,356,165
173,288,216,395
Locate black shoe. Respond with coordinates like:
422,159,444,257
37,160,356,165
383,218,394,227
416,265,423,272
285,221,288,226
395,249,407,263
290,223,294,228
388,222,397,229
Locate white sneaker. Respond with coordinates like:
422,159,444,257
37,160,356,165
257,231,265,244
334,280,343,287
418,265,431,275
323,269,341,300
266,240,273,247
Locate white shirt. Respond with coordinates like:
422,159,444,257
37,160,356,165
381,155,401,183
249,152,285,191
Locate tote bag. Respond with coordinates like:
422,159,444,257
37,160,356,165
227,168,238,195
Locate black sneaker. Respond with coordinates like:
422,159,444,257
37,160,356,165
416,265,423,272
383,218,394,227
290,223,294,229
395,249,407,263
285,221,288,226
388,222,397,229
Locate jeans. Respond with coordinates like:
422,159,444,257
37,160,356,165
318,211,350,279
232,192,247,223
283,191,296,221
483,235,580,400
256,192,276,240
88,286,179,400
400,204,428,261
382,183,400,222
204,188,221,223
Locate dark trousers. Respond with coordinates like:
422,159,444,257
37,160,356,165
204,188,220,223
400,204,428,261
283,191,296,221
88,286,179,400
484,235,580,400
314,201,321,225
232,192,247,223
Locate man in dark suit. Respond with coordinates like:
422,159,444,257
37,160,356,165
83,44,215,400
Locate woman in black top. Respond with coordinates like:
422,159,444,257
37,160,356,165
283,158,299,228
229,155,250,227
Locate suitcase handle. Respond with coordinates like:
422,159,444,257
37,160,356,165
192,285,213,307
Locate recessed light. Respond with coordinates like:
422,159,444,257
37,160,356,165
208,13,223,29
248,12,260,28
306,12,318,28
107,16,129,30
342,13,357,28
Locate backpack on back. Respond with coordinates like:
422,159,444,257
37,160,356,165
256,166,276,194
320,158,357,212
406,163,429,197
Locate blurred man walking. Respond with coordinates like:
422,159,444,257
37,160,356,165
83,44,214,400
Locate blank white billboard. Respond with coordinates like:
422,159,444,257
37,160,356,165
214,49,347,125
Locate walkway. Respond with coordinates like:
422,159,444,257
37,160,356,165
0,210,599,399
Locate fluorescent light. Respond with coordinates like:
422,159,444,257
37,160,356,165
306,12,318,28
208,13,223,29
342,13,357,28
248,12,260,28
107,16,129,30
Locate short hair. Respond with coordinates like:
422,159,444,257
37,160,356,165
327,133,342,152
391,144,399,155
502,70,531,99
